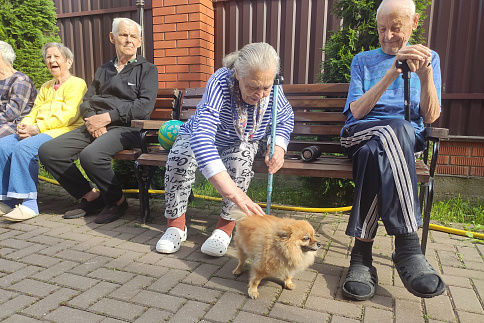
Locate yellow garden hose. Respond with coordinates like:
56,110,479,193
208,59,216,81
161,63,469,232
38,175,482,240
428,223,484,240
38,175,352,213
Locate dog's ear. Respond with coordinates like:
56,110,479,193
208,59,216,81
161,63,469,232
277,225,292,240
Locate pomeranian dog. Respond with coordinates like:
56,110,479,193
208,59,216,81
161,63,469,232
231,209,321,299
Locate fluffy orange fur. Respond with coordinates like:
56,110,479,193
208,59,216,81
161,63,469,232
232,214,321,299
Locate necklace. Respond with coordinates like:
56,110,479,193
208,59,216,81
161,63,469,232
228,74,270,149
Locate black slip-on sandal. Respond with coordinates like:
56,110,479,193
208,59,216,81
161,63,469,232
392,252,446,298
342,263,378,301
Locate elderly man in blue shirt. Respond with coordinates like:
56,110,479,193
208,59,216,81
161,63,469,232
340,0,445,301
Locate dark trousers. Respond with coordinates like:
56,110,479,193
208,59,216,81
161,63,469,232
38,125,140,205
341,119,425,239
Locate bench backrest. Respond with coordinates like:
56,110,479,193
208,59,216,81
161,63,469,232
181,84,349,154
131,88,183,130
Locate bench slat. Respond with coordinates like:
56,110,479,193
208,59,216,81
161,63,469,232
113,149,141,161
283,83,350,96
134,152,430,182
158,88,180,97
294,111,346,122
287,141,344,154
289,98,346,109
155,99,175,109
149,110,173,120
293,124,343,136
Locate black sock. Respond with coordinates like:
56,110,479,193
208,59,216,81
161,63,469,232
394,232,440,294
345,239,373,296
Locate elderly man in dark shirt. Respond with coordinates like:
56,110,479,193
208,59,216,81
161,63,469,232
39,17,158,224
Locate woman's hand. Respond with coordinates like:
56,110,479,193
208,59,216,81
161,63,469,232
230,188,266,217
265,145,285,174
17,124,40,139
208,171,265,217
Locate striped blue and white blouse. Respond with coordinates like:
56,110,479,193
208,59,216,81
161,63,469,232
179,67,294,179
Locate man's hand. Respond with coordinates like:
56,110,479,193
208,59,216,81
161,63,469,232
92,127,107,138
265,145,285,174
395,44,432,73
17,124,40,139
85,113,111,133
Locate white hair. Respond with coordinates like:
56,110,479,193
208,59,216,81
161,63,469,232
377,0,416,19
41,42,74,62
0,41,16,66
222,42,280,78
112,17,141,37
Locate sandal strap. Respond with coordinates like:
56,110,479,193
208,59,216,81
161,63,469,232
344,263,378,287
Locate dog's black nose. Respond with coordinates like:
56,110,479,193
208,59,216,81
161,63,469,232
316,242,322,248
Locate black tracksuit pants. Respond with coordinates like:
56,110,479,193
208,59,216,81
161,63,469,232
341,118,425,239
39,125,140,205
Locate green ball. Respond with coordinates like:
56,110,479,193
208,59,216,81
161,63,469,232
158,120,183,150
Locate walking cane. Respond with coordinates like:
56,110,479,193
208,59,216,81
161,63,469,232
266,74,283,214
396,59,432,253
396,60,411,121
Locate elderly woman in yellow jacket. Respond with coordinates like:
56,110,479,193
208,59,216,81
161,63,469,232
0,42,87,221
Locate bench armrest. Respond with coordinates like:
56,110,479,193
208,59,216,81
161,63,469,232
131,119,166,130
423,127,449,140
422,127,448,178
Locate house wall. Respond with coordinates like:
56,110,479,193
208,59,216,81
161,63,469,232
152,0,215,88
438,139,484,178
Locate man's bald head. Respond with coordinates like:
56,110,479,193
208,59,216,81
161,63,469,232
377,0,416,20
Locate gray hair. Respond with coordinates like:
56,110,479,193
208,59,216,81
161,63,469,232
0,41,16,66
41,42,74,62
377,0,416,19
112,17,141,37
223,42,280,78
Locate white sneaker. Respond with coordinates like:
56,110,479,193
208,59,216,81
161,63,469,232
0,202,13,216
201,229,232,257
156,226,187,253
3,205,38,222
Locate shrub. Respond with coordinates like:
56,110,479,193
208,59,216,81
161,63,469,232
0,0,60,88
318,0,431,83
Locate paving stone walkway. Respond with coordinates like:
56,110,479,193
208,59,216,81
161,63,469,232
1,181,483,322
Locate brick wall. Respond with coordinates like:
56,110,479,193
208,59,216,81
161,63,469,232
437,140,484,177
152,0,215,89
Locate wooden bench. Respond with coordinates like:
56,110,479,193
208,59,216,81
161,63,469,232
113,88,183,161
112,88,182,221
132,83,448,254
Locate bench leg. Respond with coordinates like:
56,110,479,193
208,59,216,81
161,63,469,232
420,178,434,255
135,162,154,224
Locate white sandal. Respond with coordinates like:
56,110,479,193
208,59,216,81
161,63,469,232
3,205,38,222
156,226,187,254
201,229,232,257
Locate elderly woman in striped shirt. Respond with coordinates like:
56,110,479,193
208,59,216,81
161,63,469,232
156,42,294,257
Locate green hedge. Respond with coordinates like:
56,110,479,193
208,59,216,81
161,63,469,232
0,0,60,88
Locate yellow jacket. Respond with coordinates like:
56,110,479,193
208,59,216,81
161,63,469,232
21,76,87,138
